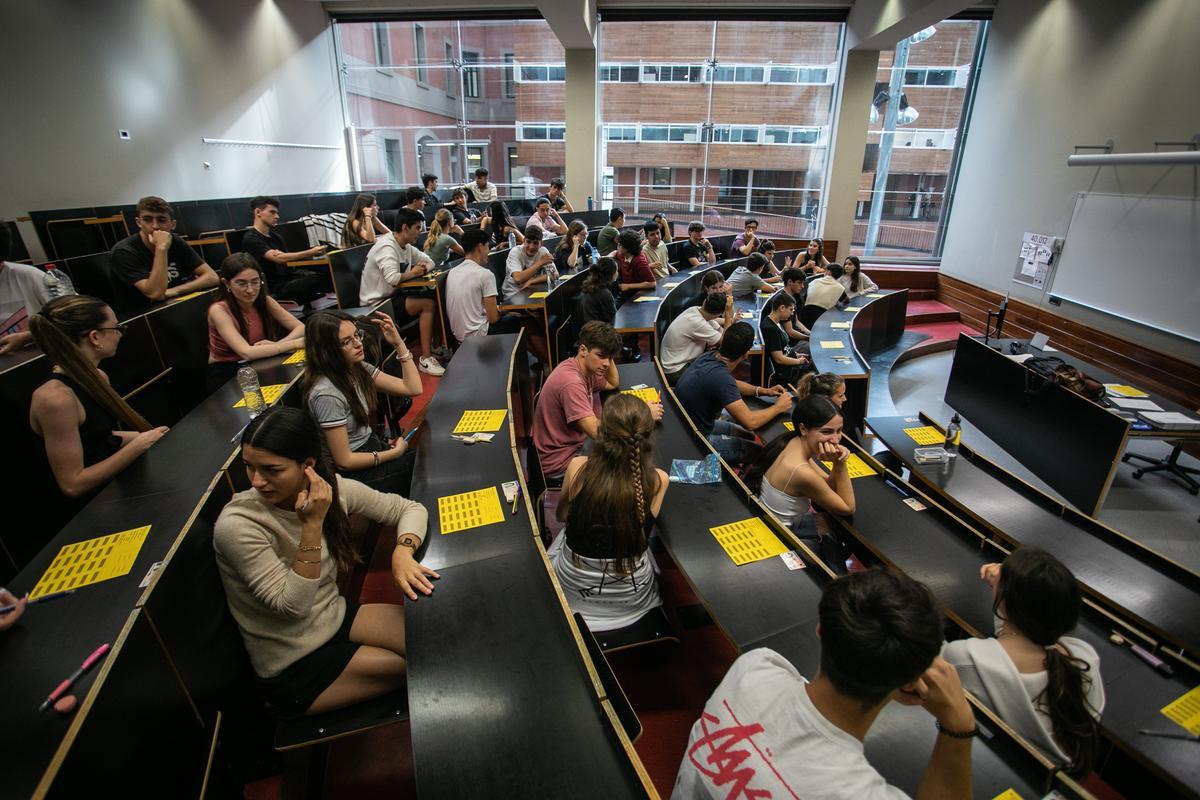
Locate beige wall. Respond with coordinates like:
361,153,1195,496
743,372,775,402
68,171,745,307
0,0,348,226
939,0,1200,361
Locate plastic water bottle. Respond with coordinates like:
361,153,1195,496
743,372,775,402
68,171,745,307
944,413,962,458
236,363,266,418
44,265,76,299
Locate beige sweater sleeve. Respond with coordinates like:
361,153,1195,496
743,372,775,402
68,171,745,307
214,503,322,620
336,475,429,546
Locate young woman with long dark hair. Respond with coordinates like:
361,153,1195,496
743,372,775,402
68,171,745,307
839,255,878,299
795,237,829,275
554,220,598,274
29,295,169,498
549,394,669,631
206,253,304,392
577,257,618,326
487,201,525,249
943,548,1104,774
214,406,436,718
342,193,390,248
302,310,422,495
744,396,854,569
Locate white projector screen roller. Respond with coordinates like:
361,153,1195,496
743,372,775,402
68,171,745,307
1050,193,1200,343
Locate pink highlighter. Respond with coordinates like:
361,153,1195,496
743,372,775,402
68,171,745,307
39,643,111,712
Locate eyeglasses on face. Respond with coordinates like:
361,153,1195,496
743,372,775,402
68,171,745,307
339,329,365,349
231,278,262,290
95,323,129,335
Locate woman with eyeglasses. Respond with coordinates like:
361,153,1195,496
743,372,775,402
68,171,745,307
206,253,305,393
302,310,423,495
29,295,169,499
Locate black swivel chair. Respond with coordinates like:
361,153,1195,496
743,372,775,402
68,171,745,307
1123,440,1200,495
799,303,827,330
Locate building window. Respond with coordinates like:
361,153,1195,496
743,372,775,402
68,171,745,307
518,64,566,82
503,53,516,98
384,138,401,185
710,125,760,143
462,50,481,98
445,42,456,97
604,125,638,141
641,64,703,83
373,23,391,67
413,24,427,83
901,67,966,87
767,65,831,84
711,65,765,83
651,168,672,189
599,65,640,82
518,123,566,141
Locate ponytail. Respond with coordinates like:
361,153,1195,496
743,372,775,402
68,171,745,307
744,395,841,494
796,372,844,403
30,296,151,432
424,209,451,252
994,547,1099,775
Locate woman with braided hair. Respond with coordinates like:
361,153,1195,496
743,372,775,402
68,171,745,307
548,394,669,631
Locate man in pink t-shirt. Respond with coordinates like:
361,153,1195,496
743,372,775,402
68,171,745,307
533,321,660,479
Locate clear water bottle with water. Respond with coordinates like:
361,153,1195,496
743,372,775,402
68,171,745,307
236,363,266,418
43,265,76,299
944,413,962,458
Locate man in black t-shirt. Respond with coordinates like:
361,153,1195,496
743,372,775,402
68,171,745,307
109,195,218,317
422,173,440,208
242,196,328,305
760,291,809,387
546,177,573,212
678,221,717,269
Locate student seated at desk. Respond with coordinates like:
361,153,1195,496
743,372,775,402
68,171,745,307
109,195,219,316
780,267,812,344
839,256,878,300
674,322,792,464
761,293,811,387
527,197,568,237
445,231,550,362
673,569,974,800
727,253,780,299
795,237,830,275
462,167,498,204
215,406,436,718
242,196,329,307
29,295,169,498
503,226,555,297
597,208,624,256
488,201,525,250
421,173,440,209
0,221,54,355
795,371,847,407
359,209,445,376
642,220,675,279
534,322,661,482
206,254,304,393
805,262,849,312
447,188,490,230
554,220,598,275
578,258,618,326
615,231,656,299
422,209,464,268
759,240,783,278
732,218,761,256
687,269,730,311
660,292,732,385
678,221,717,269
303,311,422,495
546,177,573,212
745,396,854,570
943,549,1103,774
549,394,669,631
342,193,391,248
651,212,673,243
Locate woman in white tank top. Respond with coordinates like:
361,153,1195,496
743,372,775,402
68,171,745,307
744,396,856,566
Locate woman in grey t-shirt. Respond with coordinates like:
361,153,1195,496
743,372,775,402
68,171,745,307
302,310,424,494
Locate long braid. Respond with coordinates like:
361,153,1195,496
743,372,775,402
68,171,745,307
629,434,646,526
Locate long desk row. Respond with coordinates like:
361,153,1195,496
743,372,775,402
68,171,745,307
617,352,1092,799
404,332,654,797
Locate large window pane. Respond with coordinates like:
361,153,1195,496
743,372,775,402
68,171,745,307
600,21,843,240
853,20,987,259
337,19,565,195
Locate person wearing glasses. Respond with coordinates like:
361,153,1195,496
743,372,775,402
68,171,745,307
205,253,305,393
109,196,218,317
28,295,169,500
301,310,423,495
732,218,762,257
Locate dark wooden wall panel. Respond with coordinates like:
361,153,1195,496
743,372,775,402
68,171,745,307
937,274,1200,409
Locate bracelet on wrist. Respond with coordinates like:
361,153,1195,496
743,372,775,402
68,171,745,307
296,556,321,565
372,451,380,468
935,720,979,739
298,544,322,552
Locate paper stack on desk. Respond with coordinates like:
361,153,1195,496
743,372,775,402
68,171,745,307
1139,412,1200,431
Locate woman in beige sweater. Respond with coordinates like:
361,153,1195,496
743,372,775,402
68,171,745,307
214,406,437,717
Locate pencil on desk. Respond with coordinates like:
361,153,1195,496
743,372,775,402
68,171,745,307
511,486,521,515
0,589,75,615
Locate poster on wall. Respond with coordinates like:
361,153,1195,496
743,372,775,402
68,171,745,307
1012,231,1056,289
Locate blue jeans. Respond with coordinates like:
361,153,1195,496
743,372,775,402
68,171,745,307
707,418,759,464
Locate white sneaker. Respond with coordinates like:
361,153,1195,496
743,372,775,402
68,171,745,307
418,355,445,376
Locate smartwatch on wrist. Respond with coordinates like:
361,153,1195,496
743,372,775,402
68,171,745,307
935,720,979,739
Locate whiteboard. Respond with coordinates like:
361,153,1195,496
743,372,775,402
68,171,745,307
1050,193,1200,343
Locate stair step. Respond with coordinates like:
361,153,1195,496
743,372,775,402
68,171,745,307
905,299,960,324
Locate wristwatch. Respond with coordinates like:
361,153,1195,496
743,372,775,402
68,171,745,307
397,534,420,552
935,720,979,739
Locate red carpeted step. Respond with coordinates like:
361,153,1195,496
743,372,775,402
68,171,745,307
908,320,981,342
905,299,960,325
907,288,936,300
